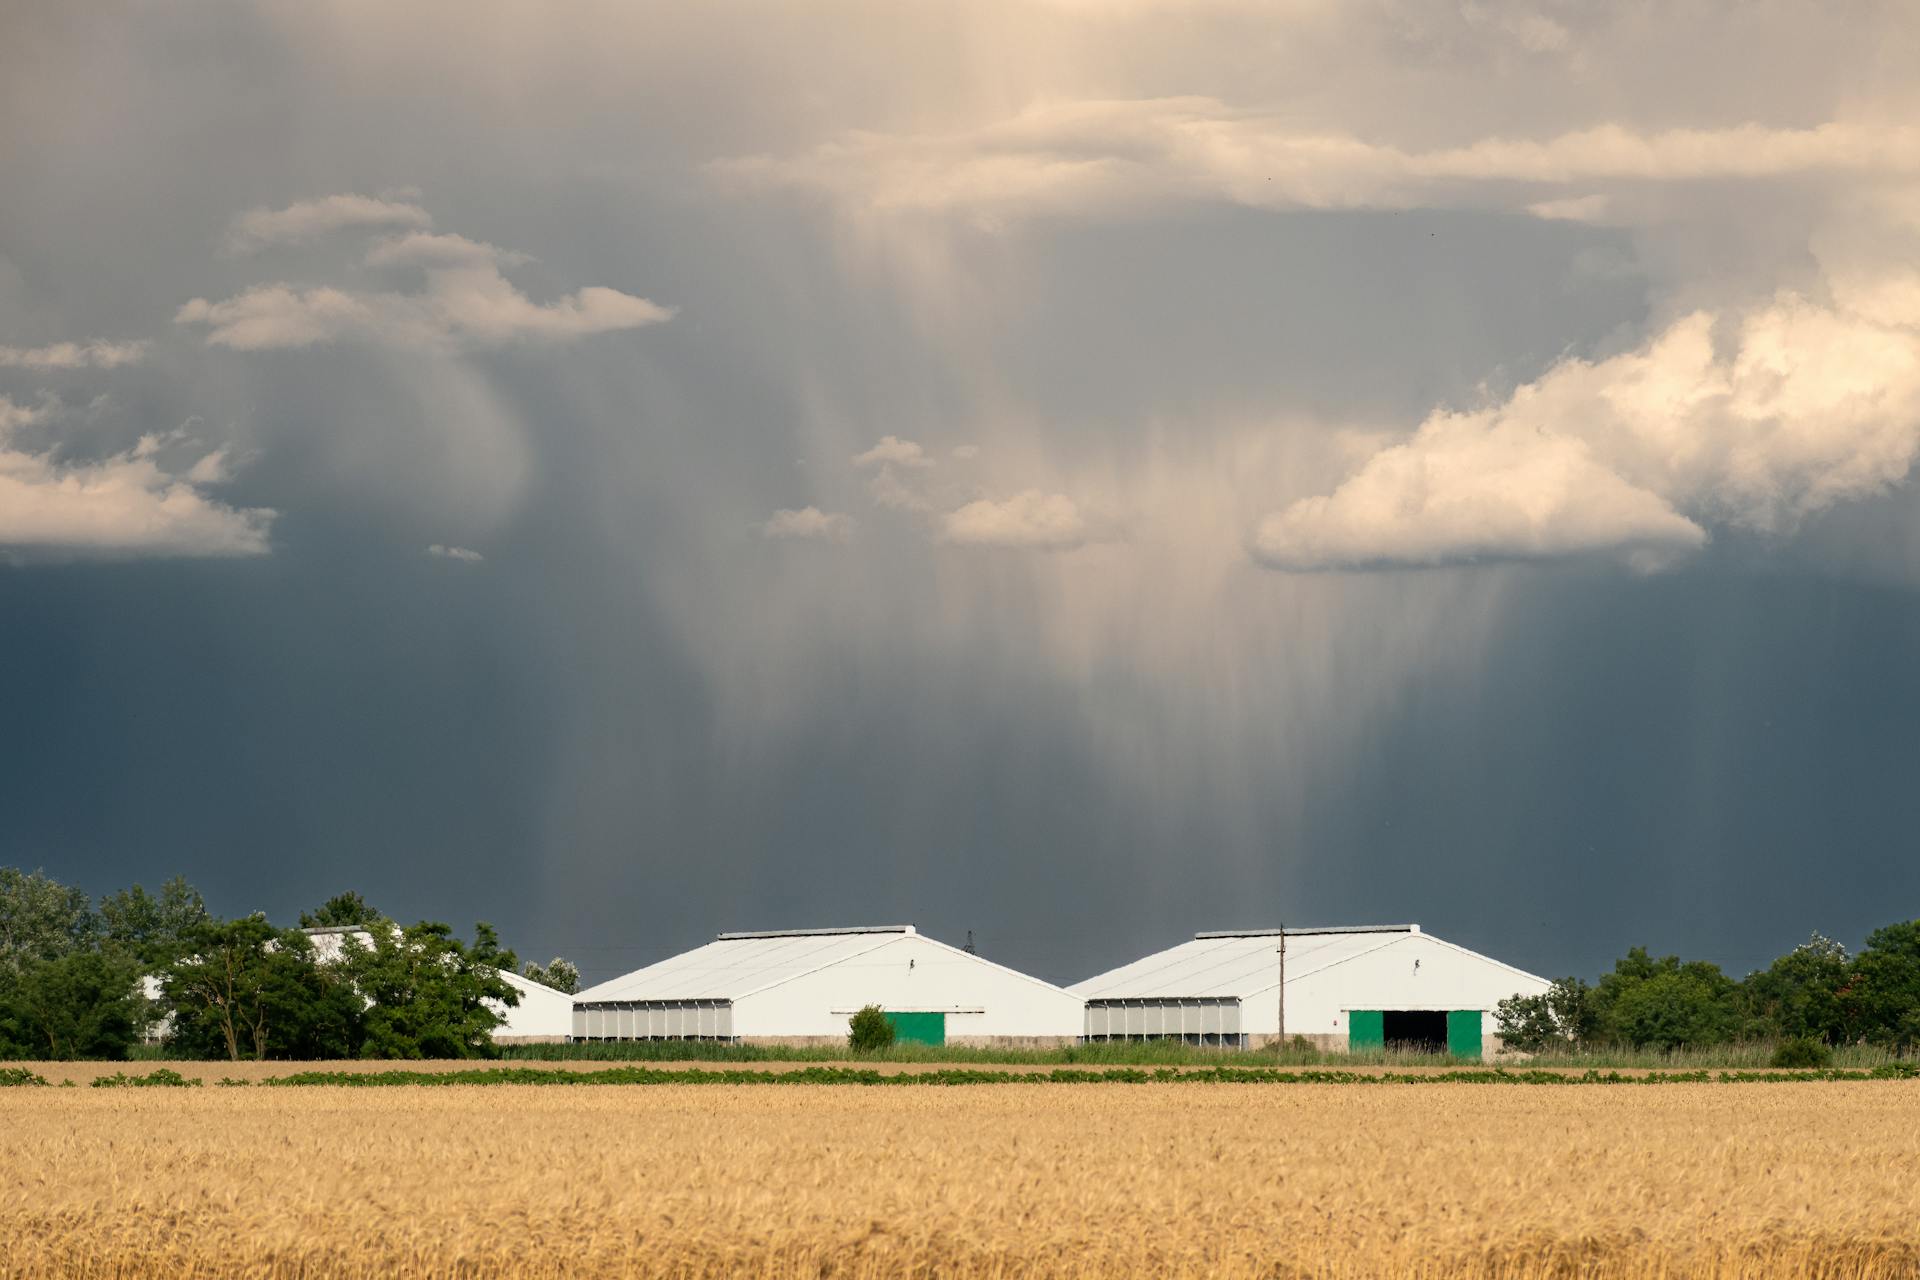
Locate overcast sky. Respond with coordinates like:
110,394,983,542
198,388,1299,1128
3,1,1919,985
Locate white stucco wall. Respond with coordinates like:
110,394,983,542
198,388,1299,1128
730,933,1083,1040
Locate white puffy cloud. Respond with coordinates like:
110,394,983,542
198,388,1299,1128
227,194,432,252
1252,421,1707,571
414,272,671,346
941,489,1096,551
0,407,272,558
758,506,852,541
184,448,235,485
852,435,933,468
365,231,528,270
178,238,673,351
720,103,1920,226
851,436,940,511
842,434,1099,548
427,543,484,562
1254,295,1920,571
176,287,375,350
0,395,48,433
0,340,149,370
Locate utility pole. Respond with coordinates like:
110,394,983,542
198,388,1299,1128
1276,923,1286,1052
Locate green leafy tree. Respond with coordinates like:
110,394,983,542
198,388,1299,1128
848,1004,895,1053
98,877,209,966
299,891,379,929
1494,992,1557,1052
0,951,142,1060
253,948,366,1059
345,921,517,1059
522,957,580,994
1550,976,1601,1044
159,917,321,1061
1495,977,1597,1052
161,921,367,1062
1851,919,1920,1049
1740,933,1858,1044
1593,948,1742,1049
0,868,97,984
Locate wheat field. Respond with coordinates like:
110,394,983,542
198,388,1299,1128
3,1082,1917,1278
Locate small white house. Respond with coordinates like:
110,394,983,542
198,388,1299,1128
1072,924,1549,1055
573,925,1083,1046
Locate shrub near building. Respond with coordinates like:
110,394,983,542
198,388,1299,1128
848,1004,896,1054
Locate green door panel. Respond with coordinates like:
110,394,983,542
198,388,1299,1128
1348,1010,1384,1051
1447,1009,1482,1060
886,1011,946,1046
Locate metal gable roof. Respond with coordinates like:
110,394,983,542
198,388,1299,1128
573,926,917,1004
1068,926,1420,1001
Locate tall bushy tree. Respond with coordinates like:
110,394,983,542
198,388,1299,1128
1852,920,1920,1049
1740,933,1859,1044
345,921,517,1059
0,868,97,983
159,916,323,1061
99,877,209,966
0,950,143,1060
1592,948,1742,1049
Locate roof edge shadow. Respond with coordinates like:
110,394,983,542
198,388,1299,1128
716,925,915,940
1193,924,1418,939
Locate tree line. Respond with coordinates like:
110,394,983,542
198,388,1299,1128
0,869,579,1061
1496,922,1920,1060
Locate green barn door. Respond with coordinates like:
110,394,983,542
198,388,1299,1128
1348,1010,1384,1052
886,1011,946,1046
1447,1010,1482,1060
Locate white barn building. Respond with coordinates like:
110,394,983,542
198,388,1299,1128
1072,924,1549,1057
573,925,1083,1046
492,971,575,1043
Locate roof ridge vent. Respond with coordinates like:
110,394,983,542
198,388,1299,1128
714,925,914,941
1192,924,1418,939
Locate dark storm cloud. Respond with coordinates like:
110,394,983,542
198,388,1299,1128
2,0,1918,988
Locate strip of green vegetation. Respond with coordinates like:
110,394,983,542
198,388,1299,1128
495,1038,1913,1071
250,1062,1920,1088
90,1068,201,1088
0,1067,50,1087
499,1039,1296,1066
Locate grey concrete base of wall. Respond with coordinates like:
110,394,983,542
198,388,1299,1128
1247,1032,1514,1055
732,1035,1079,1049
492,1036,571,1045
1246,1033,1347,1052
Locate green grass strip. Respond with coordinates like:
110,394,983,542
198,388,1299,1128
249,1062,1920,1088
493,1039,1915,1070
